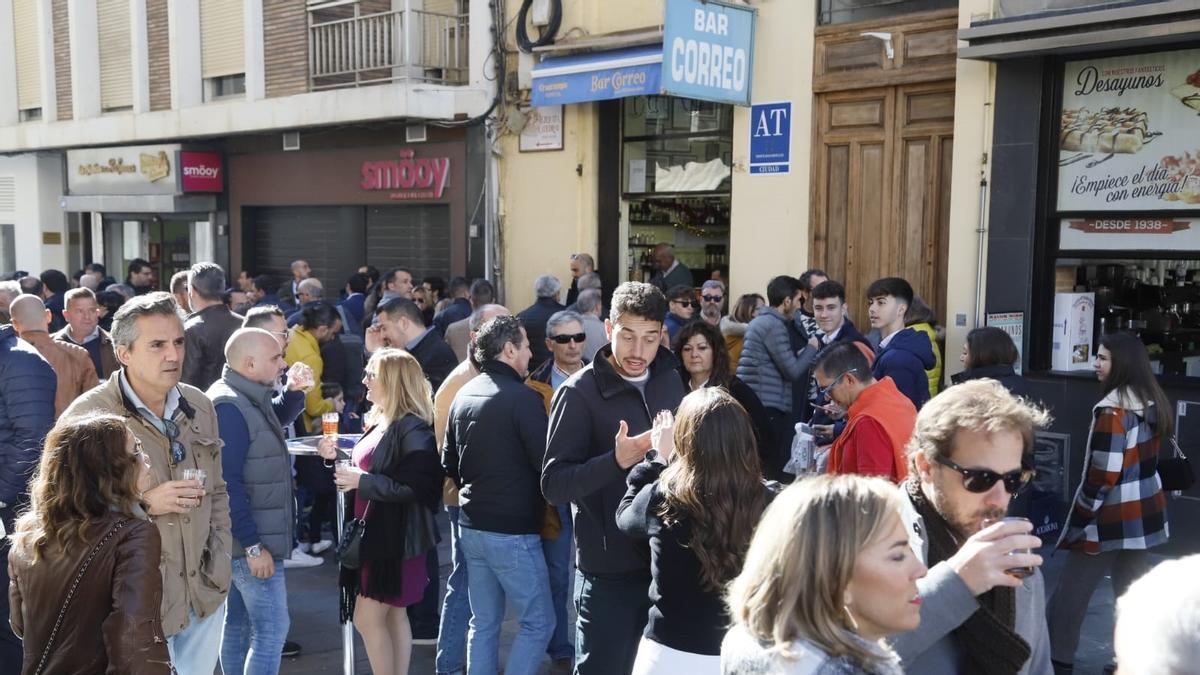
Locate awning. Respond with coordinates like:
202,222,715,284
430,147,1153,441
531,45,663,106
60,194,218,213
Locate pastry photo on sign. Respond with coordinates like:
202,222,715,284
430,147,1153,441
1159,148,1200,204
1169,69,1200,114
1059,107,1158,155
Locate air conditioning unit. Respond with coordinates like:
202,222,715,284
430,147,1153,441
282,132,301,151
406,125,428,143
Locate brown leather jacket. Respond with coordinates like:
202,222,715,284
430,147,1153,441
20,330,100,415
9,513,173,674
53,326,121,380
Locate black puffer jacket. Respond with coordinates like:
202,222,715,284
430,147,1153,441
542,345,685,575
0,325,55,528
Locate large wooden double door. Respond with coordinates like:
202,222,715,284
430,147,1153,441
809,11,958,326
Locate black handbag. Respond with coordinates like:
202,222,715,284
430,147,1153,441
336,501,370,570
1159,437,1195,492
402,503,438,559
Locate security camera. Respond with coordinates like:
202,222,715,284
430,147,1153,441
860,32,894,60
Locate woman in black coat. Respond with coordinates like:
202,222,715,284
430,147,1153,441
673,320,776,470
950,326,1031,399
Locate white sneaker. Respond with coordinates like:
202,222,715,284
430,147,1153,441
310,539,334,555
298,542,312,554
284,547,324,568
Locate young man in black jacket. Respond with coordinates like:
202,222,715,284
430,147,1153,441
541,282,685,675
443,315,554,673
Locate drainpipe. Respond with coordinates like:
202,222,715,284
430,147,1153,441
974,176,989,328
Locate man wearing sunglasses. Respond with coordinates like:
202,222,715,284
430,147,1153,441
889,378,1053,675
814,341,916,483
62,292,231,675
664,285,696,343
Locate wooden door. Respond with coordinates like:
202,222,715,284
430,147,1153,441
809,11,957,327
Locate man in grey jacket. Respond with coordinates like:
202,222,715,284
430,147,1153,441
736,275,818,480
889,379,1053,675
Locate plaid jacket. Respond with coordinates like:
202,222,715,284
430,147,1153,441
1057,387,1169,554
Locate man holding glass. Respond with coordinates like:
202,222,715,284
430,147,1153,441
62,292,231,675
889,379,1054,675
209,328,296,674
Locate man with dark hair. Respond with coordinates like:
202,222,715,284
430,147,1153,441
518,275,566,372
369,297,457,394
357,265,380,288
434,276,473,335
795,268,828,342
423,276,447,305
866,277,935,409
250,275,279,308
54,287,121,379
443,315,554,672
182,262,244,391
664,285,696,343
171,270,192,314
17,275,42,297
813,342,915,482
126,258,155,294
0,304,55,670
340,272,370,332
805,280,874,441
380,267,414,300
85,262,116,289
446,279,495,362
737,275,819,480
542,281,685,675
38,269,70,332
9,294,98,415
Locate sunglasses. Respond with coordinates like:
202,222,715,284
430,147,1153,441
162,418,188,466
935,455,1034,496
701,294,724,303
550,332,587,344
818,368,856,401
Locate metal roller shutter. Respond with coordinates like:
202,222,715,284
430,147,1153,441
246,206,365,293
98,0,133,110
365,205,451,282
200,0,245,78
13,0,40,111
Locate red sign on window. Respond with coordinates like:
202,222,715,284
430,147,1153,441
179,151,223,193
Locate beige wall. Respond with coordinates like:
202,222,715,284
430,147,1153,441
942,0,996,378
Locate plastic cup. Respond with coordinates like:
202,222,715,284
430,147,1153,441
182,468,207,506
322,412,339,437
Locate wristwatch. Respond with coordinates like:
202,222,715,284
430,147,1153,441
645,449,667,466
245,544,262,558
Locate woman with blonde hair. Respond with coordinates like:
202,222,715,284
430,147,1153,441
8,414,170,674
722,475,926,675
318,348,443,674
616,387,771,673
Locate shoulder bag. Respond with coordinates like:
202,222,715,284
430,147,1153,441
336,501,370,570
1158,436,1195,491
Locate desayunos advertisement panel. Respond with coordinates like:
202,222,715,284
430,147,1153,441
1057,47,1200,212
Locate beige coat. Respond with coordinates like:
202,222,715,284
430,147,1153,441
62,373,232,637
433,359,479,507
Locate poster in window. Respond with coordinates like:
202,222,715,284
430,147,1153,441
1057,47,1200,212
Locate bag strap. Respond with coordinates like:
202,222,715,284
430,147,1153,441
1171,436,1188,460
35,518,129,675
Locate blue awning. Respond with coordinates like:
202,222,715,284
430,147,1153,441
531,46,664,106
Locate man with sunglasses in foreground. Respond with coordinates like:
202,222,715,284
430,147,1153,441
890,378,1054,675
814,341,916,483
63,292,232,675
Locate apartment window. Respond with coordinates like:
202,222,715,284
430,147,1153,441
13,0,41,113
818,0,956,25
18,108,43,122
200,0,245,101
0,224,15,278
98,0,134,111
204,73,246,101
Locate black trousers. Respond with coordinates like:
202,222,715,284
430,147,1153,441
407,545,441,637
764,407,796,483
0,521,22,670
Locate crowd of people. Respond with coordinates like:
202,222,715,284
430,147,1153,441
0,253,1194,675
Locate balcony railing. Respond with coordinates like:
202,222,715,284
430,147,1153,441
308,1,468,91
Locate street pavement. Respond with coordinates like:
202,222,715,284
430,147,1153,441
276,512,1134,674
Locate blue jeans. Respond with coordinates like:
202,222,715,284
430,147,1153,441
221,558,290,675
459,528,554,675
541,504,574,660
167,603,227,675
436,506,471,674
574,571,651,675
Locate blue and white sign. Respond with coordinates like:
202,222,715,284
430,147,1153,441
662,0,756,106
749,102,791,175
531,46,663,106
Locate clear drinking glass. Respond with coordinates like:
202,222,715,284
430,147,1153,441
182,468,208,506
322,412,340,437
983,516,1035,579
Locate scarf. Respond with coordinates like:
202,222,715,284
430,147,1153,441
906,481,1031,675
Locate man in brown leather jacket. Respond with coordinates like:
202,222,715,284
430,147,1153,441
62,292,232,675
53,286,121,380
10,294,99,415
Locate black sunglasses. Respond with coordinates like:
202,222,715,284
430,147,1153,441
550,332,587,344
935,455,1034,496
162,418,188,465
702,294,724,303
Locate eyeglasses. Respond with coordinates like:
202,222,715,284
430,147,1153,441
818,368,856,401
162,418,187,466
701,294,724,303
550,332,587,344
935,455,1035,496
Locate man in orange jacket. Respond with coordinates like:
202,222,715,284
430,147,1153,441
814,341,917,483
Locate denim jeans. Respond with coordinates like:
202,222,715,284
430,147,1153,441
436,506,471,674
459,528,554,675
574,570,651,675
167,603,227,675
221,557,290,675
541,504,574,660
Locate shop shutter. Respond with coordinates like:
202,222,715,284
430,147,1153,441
13,0,40,111
200,0,245,78
246,206,365,293
98,0,133,110
365,205,452,281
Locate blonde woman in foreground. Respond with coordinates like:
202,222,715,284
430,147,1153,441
722,475,926,675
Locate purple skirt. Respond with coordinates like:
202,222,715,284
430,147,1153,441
359,553,429,608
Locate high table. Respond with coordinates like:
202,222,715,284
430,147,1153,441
287,434,361,675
